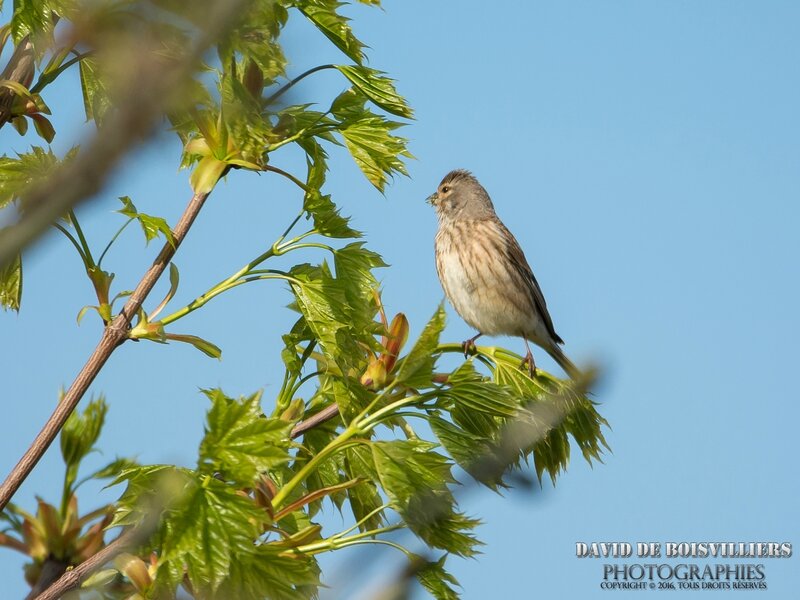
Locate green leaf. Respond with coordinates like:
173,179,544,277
371,439,454,504
163,333,222,359
0,146,70,208
393,304,445,388
332,89,411,191
218,543,320,600
0,252,22,311
287,262,357,365
112,466,280,595
301,142,361,238
416,555,461,600
343,445,385,531
60,396,107,493
85,457,138,483
217,2,288,85
281,316,314,378
439,362,520,419
429,416,502,489
30,113,55,142
78,56,113,125
403,490,481,557
10,0,56,50
190,154,227,193
198,389,292,486
117,196,175,246
336,65,413,118
291,0,365,64
491,353,610,484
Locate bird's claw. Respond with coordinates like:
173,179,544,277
461,337,478,358
520,352,536,378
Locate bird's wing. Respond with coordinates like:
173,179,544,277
498,221,564,345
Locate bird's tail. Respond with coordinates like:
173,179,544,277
546,343,581,380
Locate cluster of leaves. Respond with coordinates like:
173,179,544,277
0,397,134,591
94,298,607,599
0,1,610,599
0,0,412,313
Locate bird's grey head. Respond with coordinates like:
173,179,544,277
427,169,496,221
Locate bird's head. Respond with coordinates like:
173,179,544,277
427,169,495,221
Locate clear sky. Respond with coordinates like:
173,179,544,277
2,1,799,598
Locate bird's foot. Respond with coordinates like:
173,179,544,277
461,334,481,358
519,349,537,378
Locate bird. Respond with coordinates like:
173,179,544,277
427,169,578,379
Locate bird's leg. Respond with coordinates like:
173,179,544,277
520,338,536,378
462,333,482,358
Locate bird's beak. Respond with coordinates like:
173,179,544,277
426,192,438,205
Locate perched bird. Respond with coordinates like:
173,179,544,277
428,169,578,379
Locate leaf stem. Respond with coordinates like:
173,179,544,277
335,503,390,539
294,523,404,555
97,217,135,268
157,272,291,326
30,51,91,94
69,210,96,268
53,223,86,262
263,165,309,192
271,427,361,510
264,64,336,106
359,391,437,430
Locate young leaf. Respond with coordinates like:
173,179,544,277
0,146,68,208
291,0,365,65
287,262,356,365
343,446,385,531
10,0,56,51
60,396,108,493
198,389,292,486
332,90,411,191
402,490,481,558
78,56,113,125
218,543,321,599
0,252,22,311
415,555,461,600
301,140,361,239
438,362,520,419
162,333,222,359
370,439,480,556
393,304,445,388
370,440,455,506
117,196,175,247
336,65,413,118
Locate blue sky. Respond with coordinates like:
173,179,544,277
2,1,799,597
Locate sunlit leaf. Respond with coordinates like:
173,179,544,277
336,65,413,118
0,251,22,311
291,0,365,64
117,196,175,246
60,396,107,494
393,304,444,388
198,389,292,486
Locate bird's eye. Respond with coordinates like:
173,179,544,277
441,185,450,193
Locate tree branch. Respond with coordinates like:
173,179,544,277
0,191,210,512
32,528,139,600
290,403,340,439
0,36,35,127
